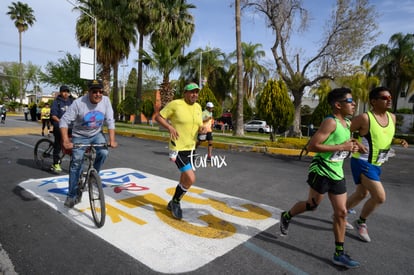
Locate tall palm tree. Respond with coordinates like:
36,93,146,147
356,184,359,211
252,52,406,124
7,1,36,105
180,47,228,102
76,0,137,119
142,40,185,108
362,33,414,111
230,42,269,108
131,0,156,123
337,61,380,113
150,0,196,108
235,0,244,136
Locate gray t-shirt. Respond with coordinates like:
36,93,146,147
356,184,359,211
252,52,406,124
60,95,115,137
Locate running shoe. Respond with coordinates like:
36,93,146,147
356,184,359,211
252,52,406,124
332,253,360,268
51,163,62,173
280,211,290,236
331,215,354,230
167,200,183,220
348,208,356,214
354,220,371,242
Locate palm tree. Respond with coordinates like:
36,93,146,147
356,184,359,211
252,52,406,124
362,33,414,111
142,40,185,108
76,0,138,119
131,0,156,123
230,42,269,108
337,62,380,113
7,1,36,105
235,0,244,136
150,0,196,108
180,47,229,103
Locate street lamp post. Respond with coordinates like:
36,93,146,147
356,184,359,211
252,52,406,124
66,0,97,80
199,52,202,88
199,49,213,88
121,63,128,101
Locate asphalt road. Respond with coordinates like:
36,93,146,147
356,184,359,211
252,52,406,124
1,115,413,274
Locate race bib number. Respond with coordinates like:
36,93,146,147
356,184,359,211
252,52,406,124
376,149,390,164
330,150,350,162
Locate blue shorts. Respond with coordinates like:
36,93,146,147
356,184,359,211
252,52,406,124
350,157,382,184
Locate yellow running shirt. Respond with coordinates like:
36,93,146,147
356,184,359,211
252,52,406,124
160,99,203,151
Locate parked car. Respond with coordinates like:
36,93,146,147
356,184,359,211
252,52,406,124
243,120,271,133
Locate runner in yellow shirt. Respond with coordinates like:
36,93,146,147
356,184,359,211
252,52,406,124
155,83,205,220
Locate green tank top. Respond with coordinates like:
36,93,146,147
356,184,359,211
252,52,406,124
352,111,394,166
309,116,351,180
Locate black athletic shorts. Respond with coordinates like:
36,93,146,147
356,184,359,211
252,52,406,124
307,172,346,195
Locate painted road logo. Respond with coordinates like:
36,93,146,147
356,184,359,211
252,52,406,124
19,168,279,273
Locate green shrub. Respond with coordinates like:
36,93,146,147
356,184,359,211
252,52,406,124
256,137,309,149
396,108,413,114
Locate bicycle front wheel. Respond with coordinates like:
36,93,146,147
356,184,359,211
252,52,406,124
34,138,54,170
88,170,106,228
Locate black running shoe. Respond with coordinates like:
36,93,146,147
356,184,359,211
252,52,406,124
280,211,290,236
167,200,183,220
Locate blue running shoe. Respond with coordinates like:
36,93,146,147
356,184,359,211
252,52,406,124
332,253,360,269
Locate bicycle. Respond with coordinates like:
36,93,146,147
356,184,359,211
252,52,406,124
74,143,107,228
35,139,107,227
34,137,69,171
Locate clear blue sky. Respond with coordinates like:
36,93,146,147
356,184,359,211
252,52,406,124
1,0,413,93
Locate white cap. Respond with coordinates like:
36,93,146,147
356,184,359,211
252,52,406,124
206,102,214,108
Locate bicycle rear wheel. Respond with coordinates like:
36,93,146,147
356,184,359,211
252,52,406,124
34,138,54,170
88,170,106,228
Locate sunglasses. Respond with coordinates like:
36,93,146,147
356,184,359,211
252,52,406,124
91,90,104,94
340,98,354,103
376,95,391,101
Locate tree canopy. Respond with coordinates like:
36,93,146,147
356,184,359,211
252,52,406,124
242,0,379,136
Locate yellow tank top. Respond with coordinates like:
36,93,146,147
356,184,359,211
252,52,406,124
352,111,394,166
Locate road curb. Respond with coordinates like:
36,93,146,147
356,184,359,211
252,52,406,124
1,126,305,157
114,130,306,156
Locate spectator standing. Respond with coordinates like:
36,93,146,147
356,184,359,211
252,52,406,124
41,103,51,136
0,105,6,124
60,80,117,208
196,102,214,161
23,105,29,121
36,105,41,121
30,103,37,121
50,85,73,172
155,82,205,220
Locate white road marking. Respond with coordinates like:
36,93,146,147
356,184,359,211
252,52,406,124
19,167,281,273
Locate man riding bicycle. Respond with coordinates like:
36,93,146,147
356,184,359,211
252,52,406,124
60,80,118,208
